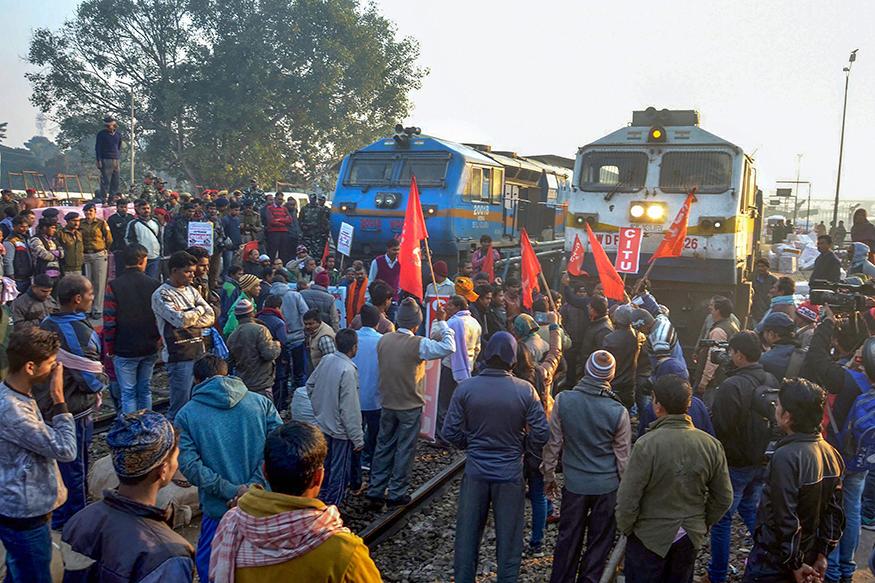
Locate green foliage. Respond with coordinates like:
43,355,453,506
27,0,425,189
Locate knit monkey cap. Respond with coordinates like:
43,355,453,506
586,350,616,382
396,297,422,330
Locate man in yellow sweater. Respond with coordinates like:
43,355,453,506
208,421,381,583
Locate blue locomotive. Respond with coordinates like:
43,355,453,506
331,126,572,262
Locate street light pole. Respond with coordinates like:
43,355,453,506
130,89,135,185
832,49,858,228
793,153,802,225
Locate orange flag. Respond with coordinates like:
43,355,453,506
520,229,542,310
584,223,626,301
649,190,696,264
482,245,495,283
567,234,586,276
398,177,429,300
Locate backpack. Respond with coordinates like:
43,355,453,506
784,346,807,379
831,369,875,472
743,373,781,462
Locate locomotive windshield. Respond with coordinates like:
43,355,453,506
580,151,647,191
659,151,732,193
399,158,449,186
347,157,394,185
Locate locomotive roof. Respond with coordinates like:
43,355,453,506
356,134,501,167
583,125,743,152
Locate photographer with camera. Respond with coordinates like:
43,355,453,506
803,304,873,583
695,296,739,398
706,331,778,583
756,312,804,381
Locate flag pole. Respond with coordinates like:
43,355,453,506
538,271,557,312
423,238,439,303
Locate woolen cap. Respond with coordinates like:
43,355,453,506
396,297,422,330
433,260,448,279
234,298,254,316
237,273,261,294
314,272,330,287
586,350,616,382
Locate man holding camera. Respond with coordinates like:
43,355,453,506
705,331,778,583
803,305,873,583
757,312,804,381
696,296,739,398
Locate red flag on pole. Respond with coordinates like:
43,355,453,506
482,245,495,283
567,234,586,276
520,229,542,310
398,177,429,300
321,237,331,266
584,223,626,301
649,191,696,264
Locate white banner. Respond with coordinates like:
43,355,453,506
187,221,214,255
337,222,354,257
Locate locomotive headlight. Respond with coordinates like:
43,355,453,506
648,126,667,143
423,205,438,217
385,193,399,208
339,202,356,214
630,204,645,219
646,205,665,220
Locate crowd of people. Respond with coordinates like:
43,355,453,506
5,147,875,582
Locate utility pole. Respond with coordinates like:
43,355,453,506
832,49,858,228
793,153,802,225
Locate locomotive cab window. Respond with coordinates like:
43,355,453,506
579,152,647,191
347,157,394,186
466,166,503,203
659,151,732,194
399,158,449,187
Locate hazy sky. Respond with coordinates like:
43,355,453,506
3,0,875,200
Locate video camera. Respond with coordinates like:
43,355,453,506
809,279,875,314
699,339,731,366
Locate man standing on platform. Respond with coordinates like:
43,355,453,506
95,116,122,200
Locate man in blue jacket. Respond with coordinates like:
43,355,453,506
95,116,122,201
175,354,283,582
443,331,549,583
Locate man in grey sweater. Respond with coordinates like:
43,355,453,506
307,328,364,505
542,350,631,583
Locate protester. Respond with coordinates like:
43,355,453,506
696,295,739,396
257,294,290,409
602,304,640,409
58,212,84,275
220,201,242,276
3,215,35,293
616,374,732,583
353,304,383,474
368,238,401,297
471,234,500,275
175,354,283,582
307,329,364,505
10,273,56,329
350,280,396,334
581,294,612,362
743,378,844,583
763,275,797,320
95,116,122,199
104,244,161,413
468,283,494,343
227,298,281,398
0,328,75,583
437,295,482,442
61,411,195,581
108,199,133,274
301,271,340,330
304,308,336,371
164,203,194,255
80,202,112,318
270,271,310,389
852,208,875,255
810,234,842,286
345,264,369,322
542,350,630,583
240,200,263,244
706,330,777,583
367,298,455,507
152,251,216,421
443,332,549,582
186,245,220,315
425,260,456,299
125,199,163,279
208,422,381,582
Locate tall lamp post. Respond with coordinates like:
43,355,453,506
832,49,858,228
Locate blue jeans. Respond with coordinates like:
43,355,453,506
320,434,354,506
367,407,421,501
827,469,868,580
222,250,235,276
708,465,765,582
362,409,382,467
108,379,121,411
527,474,549,547
114,354,158,414
289,342,306,388
166,360,195,422
145,258,160,280
52,415,93,530
454,474,525,583
196,514,220,583
0,522,53,582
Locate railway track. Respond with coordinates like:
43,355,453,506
92,396,171,433
361,455,466,546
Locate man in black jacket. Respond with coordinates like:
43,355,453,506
163,203,194,255
581,294,612,364
809,234,842,287
107,199,132,276
602,305,639,408
751,258,778,327
743,378,844,583
104,244,161,414
708,331,777,583
757,312,802,381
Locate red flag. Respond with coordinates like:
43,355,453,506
520,229,542,310
649,191,696,264
482,245,495,283
584,223,626,302
567,234,586,276
398,177,429,300
321,237,331,266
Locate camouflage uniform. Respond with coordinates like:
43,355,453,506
242,185,266,207
299,196,331,258
240,210,263,243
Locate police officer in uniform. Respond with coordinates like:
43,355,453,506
299,193,331,258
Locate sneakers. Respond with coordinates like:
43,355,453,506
526,543,545,558
862,516,875,531
546,512,560,525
